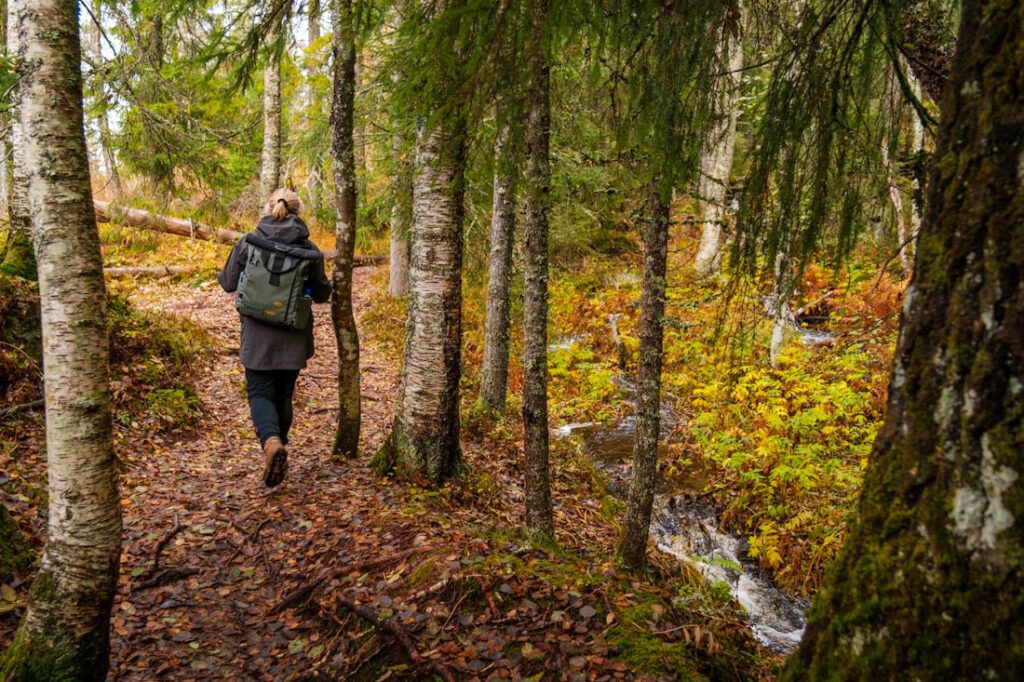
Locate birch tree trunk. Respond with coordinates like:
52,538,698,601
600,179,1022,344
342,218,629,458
783,1,1024,676
694,15,742,277
259,8,283,204
0,0,33,279
388,131,411,298
522,0,555,545
478,116,517,413
618,181,669,570
330,0,360,459
305,0,323,213
374,118,466,484
0,0,121,677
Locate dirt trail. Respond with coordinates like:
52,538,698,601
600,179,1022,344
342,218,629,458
110,267,412,679
104,267,768,681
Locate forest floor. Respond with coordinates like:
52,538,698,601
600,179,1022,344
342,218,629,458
24,266,771,681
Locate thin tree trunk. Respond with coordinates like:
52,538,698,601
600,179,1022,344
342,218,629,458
0,0,120,677
305,0,323,213
478,116,516,413
522,0,554,545
618,181,669,570
1,0,33,279
388,131,411,297
90,0,120,200
260,9,283,204
783,1,1024,677
768,251,792,367
373,117,466,484
694,15,742,277
330,0,360,459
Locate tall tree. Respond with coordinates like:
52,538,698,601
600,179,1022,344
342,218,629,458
522,0,555,544
387,132,411,297
693,9,742,277
478,113,517,413
86,0,121,200
305,0,323,213
783,0,1023,677
330,0,361,459
618,181,669,569
374,1,468,484
260,4,284,202
0,0,121,677
0,0,33,279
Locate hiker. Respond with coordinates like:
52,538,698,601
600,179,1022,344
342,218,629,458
218,188,331,487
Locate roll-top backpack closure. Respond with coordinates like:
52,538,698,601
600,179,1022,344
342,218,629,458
234,234,322,331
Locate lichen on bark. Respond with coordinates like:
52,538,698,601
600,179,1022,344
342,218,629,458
782,0,1024,677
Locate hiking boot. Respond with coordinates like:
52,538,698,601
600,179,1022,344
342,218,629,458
262,436,288,487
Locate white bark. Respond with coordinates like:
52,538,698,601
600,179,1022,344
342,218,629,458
9,0,121,675
380,120,464,482
305,0,323,212
694,19,743,277
260,12,283,203
388,131,411,297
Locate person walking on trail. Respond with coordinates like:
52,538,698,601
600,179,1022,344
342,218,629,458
218,188,331,487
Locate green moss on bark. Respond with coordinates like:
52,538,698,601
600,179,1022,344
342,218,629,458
0,625,78,682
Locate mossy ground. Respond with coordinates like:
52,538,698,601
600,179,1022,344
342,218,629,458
0,508,31,585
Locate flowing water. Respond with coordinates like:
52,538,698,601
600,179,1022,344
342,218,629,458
556,380,809,654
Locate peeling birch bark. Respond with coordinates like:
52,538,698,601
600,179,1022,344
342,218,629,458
2,0,121,677
694,14,742,277
259,8,283,204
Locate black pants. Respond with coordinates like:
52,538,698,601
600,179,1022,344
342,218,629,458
245,368,300,447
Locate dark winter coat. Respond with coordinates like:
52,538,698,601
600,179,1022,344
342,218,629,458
218,215,332,370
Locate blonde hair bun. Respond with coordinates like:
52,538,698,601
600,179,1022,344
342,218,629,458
265,188,303,220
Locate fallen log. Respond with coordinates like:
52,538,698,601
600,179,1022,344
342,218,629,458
94,200,244,245
104,266,197,277
95,202,388,268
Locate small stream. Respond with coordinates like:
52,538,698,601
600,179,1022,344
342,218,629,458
556,375,808,654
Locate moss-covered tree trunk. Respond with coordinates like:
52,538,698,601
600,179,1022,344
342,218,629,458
1,0,121,678
783,1,1024,677
0,0,34,280
618,181,669,570
522,0,555,545
330,0,361,459
478,114,517,413
259,5,283,204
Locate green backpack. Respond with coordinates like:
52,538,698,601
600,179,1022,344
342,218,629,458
235,233,322,331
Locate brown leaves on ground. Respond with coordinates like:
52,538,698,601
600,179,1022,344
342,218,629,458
1,267,771,681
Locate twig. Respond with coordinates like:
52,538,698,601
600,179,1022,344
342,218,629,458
134,567,200,591
335,594,455,682
149,515,186,574
0,398,44,420
271,546,431,614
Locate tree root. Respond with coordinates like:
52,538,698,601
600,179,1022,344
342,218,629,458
334,594,455,682
271,546,430,614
